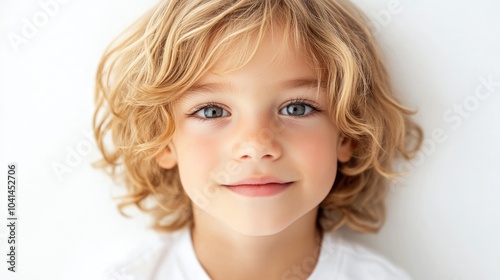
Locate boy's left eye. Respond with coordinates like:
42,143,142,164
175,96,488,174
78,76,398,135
279,102,317,116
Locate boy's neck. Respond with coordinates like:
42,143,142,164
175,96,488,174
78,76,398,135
191,206,323,280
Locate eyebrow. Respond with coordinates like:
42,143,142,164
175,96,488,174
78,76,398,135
186,78,323,94
280,78,324,90
186,82,236,94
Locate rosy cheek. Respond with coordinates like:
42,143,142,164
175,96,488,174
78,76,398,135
179,135,215,166
174,123,224,182
286,122,338,185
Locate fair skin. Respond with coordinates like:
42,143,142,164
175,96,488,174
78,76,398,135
156,30,353,280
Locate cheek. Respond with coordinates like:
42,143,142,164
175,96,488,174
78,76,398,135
174,127,221,185
173,124,239,210
286,121,339,188
173,122,237,195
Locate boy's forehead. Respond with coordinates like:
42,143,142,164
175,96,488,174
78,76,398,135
205,35,315,78
188,76,323,93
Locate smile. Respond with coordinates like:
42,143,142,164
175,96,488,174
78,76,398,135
223,182,293,197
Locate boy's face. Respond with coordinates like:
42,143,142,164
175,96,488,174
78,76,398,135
156,31,353,236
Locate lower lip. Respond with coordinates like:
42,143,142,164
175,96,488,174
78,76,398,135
225,183,292,197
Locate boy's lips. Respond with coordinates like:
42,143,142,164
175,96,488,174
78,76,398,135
222,176,294,197
224,176,292,186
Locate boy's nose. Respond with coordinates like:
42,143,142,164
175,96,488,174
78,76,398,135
231,117,282,162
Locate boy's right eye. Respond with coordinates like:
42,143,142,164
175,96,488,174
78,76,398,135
192,104,231,119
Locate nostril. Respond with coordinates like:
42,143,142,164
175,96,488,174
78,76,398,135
238,146,258,159
232,136,282,161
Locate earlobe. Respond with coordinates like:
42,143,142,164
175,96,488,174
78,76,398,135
337,135,355,163
155,143,177,169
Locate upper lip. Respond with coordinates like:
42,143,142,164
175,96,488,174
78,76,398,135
225,176,291,186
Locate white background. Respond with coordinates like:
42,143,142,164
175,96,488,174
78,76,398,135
0,0,499,279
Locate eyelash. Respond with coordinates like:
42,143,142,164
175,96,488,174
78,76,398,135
186,102,228,122
186,98,322,122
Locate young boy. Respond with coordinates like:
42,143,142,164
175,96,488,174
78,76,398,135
94,0,422,279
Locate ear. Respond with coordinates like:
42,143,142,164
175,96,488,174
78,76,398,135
155,143,177,169
337,135,355,163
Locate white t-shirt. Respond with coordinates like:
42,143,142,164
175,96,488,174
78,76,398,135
105,227,411,280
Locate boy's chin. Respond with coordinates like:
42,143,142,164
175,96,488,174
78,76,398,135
223,216,297,237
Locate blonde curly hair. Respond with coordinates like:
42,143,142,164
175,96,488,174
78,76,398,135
93,0,422,233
